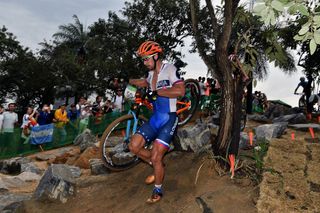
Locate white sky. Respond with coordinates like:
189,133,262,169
0,0,306,107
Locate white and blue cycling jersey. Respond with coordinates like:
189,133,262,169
136,63,183,148
146,63,183,113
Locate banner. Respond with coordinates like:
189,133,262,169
30,124,54,145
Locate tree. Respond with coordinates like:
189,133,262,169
189,0,298,163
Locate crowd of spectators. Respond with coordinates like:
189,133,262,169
0,90,125,148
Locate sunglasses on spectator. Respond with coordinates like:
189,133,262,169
142,53,156,62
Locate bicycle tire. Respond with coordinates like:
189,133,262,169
177,79,200,126
99,114,148,171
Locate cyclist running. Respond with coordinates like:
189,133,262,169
128,41,185,203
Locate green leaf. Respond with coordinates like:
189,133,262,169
310,38,317,55
253,4,266,14
296,4,309,16
271,0,284,12
288,4,297,14
270,9,276,25
313,16,320,25
314,31,320,45
294,34,304,41
298,25,309,35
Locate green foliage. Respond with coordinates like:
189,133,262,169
254,0,320,55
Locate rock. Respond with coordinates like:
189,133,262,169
21,162,41,174
289,123,320,131
32,161,48,172
254,122,288,141
175,122,213,153
34,164,76,203
264,102,292,119
74,146,99,169
272,113,306,124
0,193,32,212
239,132,256,149
2,201,24,213
247,114,269,123
0,158,22,175
0,176,28,188
65,165,81,178
73,129,97,152
0,179,9,192
16,172,41,182
35,153,56,161
89,159,109,175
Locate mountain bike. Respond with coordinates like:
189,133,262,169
294,92,306,108
99,79,200,171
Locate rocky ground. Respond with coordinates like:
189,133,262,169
1,108,320,213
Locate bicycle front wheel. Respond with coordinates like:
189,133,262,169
177,79,200,126
99,114,148,171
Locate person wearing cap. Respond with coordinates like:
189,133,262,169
128,41,185,203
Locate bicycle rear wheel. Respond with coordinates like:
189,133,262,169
99,114,148,171
177,79,200,126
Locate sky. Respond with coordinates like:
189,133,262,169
0,0,305,107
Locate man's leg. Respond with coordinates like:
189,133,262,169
151,141,168,185
129,134,151,163
146,141,168,203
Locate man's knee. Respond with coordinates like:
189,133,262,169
128,134,144,154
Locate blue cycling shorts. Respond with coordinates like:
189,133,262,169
136,112,178,149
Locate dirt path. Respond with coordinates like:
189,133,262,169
257,129,320,212
21,152,257,213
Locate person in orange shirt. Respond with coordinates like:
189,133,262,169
54,104,69,143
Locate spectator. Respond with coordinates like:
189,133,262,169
0,105,4,133
67,104,80,123
76,97,87,114
92,95,104,115
21,106,38,144
1,103,18,153
79,104,92,133
54,104,69,143
37,104,54,125
2,103,18,133
113,89,124,112
104,99,113,114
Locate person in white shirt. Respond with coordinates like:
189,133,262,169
2,103,18,133
113,89,124,112
1,103,18,153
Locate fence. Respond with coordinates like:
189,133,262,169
0,107,152,160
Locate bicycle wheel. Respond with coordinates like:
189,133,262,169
298,96,305,108
99,114,148,171
177,79,200,126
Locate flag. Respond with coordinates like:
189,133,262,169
30,124,54,145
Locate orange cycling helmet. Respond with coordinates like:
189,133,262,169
137,41,163,58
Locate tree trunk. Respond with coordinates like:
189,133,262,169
246,80,253,114
213,51,234,159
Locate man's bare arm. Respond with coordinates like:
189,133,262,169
157,82,185,98
129,79,148,88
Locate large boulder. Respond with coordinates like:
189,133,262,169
73,129,97,152
254,122,288,141
73,146,100,169
247,114,269,123
289,123,320,131
175,121,214,152
264,102,294,119
0,157,29,175
0,193,32,212
34,164,76,203
272,113,307,124
89,159,109,175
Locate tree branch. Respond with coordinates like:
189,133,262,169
189,0,215,72
205,0,219,41
219,0,234,51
